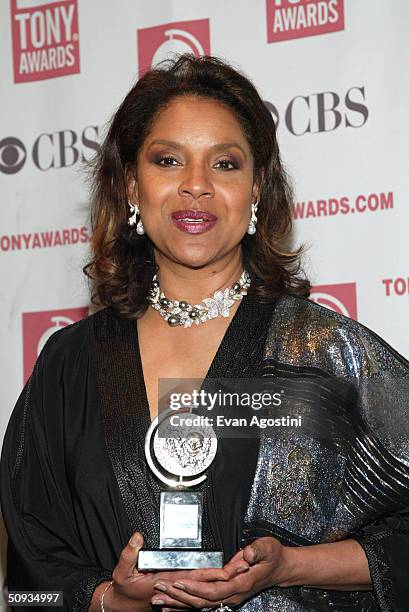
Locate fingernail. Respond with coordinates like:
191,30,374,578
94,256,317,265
129,535,140,548
153,582,168,592
152,599,165,605
173,582,186,590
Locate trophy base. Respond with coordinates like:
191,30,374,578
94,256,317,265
138,549,224,571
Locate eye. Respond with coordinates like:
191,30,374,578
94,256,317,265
215,158,238,170
155,155,180,166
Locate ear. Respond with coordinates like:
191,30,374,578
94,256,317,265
252,169,265,203
125,167,139,203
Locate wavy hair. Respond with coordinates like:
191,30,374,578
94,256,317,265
83,54,310,318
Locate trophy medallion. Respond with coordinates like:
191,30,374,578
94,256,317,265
138,407,223,570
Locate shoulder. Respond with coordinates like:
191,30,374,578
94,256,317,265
34,307,113,379
266,294,409,377
271,293,368,340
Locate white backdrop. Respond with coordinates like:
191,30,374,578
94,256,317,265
1,0,408,599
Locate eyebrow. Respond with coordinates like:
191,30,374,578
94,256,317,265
147,139,247,158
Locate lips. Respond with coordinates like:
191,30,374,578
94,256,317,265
172,209,217,222
171,209,218,234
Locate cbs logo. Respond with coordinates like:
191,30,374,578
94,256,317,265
0,126,99,174
0,137,26,174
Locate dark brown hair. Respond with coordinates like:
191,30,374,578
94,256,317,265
84,53,310,318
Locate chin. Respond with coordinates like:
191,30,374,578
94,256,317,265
170,245,221,270
176,255,216,270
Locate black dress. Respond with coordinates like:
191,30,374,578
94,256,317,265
1,293,409,611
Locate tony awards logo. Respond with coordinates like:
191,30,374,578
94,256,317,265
138,406,223,570
22,307,88,382
137,18,210,77
11,0,81,83
309,283,357,319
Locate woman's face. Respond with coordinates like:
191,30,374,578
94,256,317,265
127,95,261,270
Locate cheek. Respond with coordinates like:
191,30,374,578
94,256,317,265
137,180,172,219
221,175,253,206
225,195,252,226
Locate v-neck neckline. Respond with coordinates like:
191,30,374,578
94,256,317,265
134,292,252,429
94,292,277,551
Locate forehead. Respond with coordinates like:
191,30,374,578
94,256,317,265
146,95,249,144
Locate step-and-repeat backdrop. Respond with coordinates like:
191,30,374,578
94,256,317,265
0,0,408,592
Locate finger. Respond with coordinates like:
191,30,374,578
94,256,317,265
222,552,249,579
227,549,245,564
152,594,206,609
243,538,270,565
155,567,229,584
112,532,144,583
185,552,248,582
188,563,247,582
243,536,279,565
154,577,237,604
151,593,192,609
185,567,228,581
219,562,248,580
243,543,258,565
152,588,230,610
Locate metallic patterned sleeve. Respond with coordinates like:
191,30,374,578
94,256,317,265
260,296,409,611
348,324,409,612
352,509,409,612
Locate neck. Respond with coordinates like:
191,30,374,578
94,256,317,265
153,250,245,303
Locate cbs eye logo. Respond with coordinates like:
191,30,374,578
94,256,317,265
0,136,26,174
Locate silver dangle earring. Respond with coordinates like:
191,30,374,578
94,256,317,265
128,201,138,227
247,200,259,235
128,201,145,235
136,217,145,235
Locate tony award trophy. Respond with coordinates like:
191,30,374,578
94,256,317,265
138,407,224,570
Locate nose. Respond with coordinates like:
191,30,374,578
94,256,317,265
177,161,215,202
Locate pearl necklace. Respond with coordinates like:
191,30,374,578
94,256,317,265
147,270,251,327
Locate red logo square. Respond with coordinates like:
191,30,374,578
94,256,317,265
22,307,88,383
309,283,357,320
137,19,210,78
266,0,345,43
11,0,81,83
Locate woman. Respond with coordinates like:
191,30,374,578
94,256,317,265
1,54,409,612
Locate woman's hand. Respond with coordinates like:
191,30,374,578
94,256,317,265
95,532,251,611
99,532,155,612
150,537,287,609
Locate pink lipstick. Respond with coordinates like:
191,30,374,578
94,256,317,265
171,209,218,234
